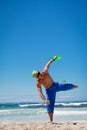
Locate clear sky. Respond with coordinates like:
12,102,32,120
0,0,87,103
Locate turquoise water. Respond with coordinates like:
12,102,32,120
0,101,87,121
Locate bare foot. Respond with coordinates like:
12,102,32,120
47,121,53,124
74,85,78,89
47,121,57,125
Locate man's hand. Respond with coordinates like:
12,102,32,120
53,56,58,60
45,99,50,106
52,56,58,61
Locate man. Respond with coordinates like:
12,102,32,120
32,56,78,123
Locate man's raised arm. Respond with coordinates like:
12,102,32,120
43,56,58,72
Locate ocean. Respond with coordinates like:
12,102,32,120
0,101,87,122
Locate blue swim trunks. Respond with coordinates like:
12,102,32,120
46,82,74,113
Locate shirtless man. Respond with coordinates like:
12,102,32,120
32,56,78,123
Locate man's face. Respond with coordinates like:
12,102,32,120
36,72,40,78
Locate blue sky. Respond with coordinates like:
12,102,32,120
0,0,87,103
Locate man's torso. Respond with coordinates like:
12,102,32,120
37,72,54,89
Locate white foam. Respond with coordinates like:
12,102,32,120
54,110,87,116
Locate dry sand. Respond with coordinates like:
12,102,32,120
0,121,87,130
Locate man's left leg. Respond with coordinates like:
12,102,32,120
56,82,78,92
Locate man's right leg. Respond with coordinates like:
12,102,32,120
46,85,56,123
48,112,53,123
46,99,55,123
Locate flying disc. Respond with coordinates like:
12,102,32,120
63,80,66,83
56,56,63,61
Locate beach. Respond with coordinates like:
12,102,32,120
0,102,87,122
0,121,87,130
0,101,87,129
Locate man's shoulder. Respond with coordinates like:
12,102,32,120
36,80,40,84
41,71,48,75
36,80,41,88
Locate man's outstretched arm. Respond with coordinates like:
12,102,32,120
36,81,50,105
43,56,58,72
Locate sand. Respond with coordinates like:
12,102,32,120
0,121,87,130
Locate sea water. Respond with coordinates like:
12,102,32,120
0,101,87,122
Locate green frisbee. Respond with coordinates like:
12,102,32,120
53,56,63,61
56,56,63,60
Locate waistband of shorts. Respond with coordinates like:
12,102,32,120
46,82,55,90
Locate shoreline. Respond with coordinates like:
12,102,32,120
0,121,87,130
